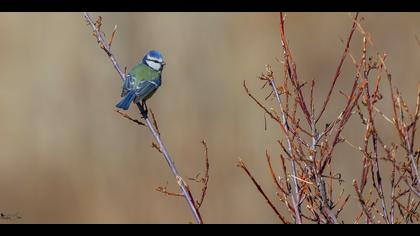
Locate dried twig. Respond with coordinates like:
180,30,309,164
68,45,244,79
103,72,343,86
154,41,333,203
196,140,210,209
83,13,125,81
243,12,419,224
237,158,290,224
156,182,184,197
265,64,302,223
84,12,203,224
316,12,359,123
115,109,145,126
353,180,374,223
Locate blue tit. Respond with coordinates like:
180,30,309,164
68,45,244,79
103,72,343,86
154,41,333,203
116,50,165,111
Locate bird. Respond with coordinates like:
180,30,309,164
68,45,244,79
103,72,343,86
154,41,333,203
116,50,166,114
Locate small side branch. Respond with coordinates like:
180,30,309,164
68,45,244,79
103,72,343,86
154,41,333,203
237,158,290,224
353,180,374,223
83,13,125,81
316,12,359,123
196,140,210,209
84,12,203,224
115,109,145,126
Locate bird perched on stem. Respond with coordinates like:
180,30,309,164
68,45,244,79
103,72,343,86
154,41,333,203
116,50,165,116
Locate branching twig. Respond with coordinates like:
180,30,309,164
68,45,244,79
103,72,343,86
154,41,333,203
83,13,125,81
243,13,419,224
84,12,203,224
115,109,145,126
353,180,374,223
265,65,302,223
156,182,184,197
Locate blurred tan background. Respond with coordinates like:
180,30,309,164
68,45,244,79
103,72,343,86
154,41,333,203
0,13,419,223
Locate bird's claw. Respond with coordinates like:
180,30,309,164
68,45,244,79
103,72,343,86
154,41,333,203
138,101,149,118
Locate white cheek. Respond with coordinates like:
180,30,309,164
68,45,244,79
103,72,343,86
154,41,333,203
147,61,161,71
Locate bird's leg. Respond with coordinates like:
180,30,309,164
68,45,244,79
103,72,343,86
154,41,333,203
138,101,149,118
143,101,149,115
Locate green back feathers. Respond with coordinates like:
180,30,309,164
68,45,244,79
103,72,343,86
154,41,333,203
129,63,160,86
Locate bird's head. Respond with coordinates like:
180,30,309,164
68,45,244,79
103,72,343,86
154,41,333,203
142,50,166,72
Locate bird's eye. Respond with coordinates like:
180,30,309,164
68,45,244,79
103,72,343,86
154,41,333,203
149,59,164,64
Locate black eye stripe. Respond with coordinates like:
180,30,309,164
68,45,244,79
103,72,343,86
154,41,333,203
148,59,161,64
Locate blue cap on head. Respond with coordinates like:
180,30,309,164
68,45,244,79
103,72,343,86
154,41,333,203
142,50,164,63
148,50,163,59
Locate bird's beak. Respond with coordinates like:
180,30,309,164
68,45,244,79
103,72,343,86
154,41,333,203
162,61,166,66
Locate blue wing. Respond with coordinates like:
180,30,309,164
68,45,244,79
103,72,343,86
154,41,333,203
115,76,161,110
116,75,136,110
121,74,134,97
134,77,161,101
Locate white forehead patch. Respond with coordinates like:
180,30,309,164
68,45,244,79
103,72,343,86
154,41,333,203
146,59,162,71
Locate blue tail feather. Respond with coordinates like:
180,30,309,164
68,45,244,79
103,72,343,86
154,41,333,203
116,90,136,110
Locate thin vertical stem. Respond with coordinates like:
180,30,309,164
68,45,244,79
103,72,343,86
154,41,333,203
269,78,302,224
137,104,203,224
83,12,203,224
